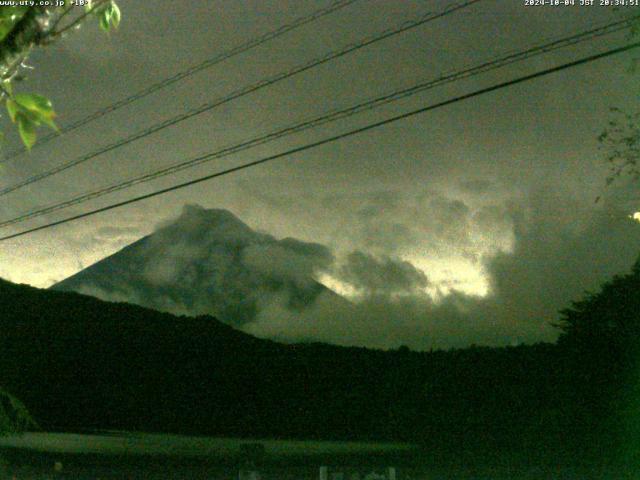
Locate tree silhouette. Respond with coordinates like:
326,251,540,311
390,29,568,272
554,256,640,465
556,256,640,367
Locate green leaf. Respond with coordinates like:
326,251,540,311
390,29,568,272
0,23,11,44
39,114,58,132
6,99,18,123
16,113,36,150
110,2,121,29
12,93,57,131
99,8,111,32
1,80,11,96
84,0,93,13
0,7,28,42
19,108,43,127
98,2,121,32
14,93,54,116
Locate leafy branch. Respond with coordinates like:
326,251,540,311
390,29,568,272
49,0,119,40
0,2,121,150
599,107,640,188
598,12,640,193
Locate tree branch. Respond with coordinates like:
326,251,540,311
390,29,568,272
0,7,48,78
48,0,111,39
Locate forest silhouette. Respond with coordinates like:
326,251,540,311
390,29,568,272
0,256,638,468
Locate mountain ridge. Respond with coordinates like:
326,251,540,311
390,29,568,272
52,205,348,329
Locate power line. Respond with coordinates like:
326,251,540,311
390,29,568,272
1,0,360,161
0,0,481,198
1,40,637,243
0,16,634,229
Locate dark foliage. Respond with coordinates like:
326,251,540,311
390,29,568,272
0,268,638,466
555,257,640,466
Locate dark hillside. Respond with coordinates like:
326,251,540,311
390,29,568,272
1,277,421,439
0,275,635,466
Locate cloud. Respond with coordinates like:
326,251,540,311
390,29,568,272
247,186,640,350
244,288,532,351
53,190,640,351
484,189,640,328
242,239,333,289
338,251,429,295
458,179,495,195
341,190,514,262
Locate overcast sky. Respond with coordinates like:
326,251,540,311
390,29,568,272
1,0,639,349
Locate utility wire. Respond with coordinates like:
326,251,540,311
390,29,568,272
2,0,360,161
0,0,481,198
1,40,638,243
0,16,634,229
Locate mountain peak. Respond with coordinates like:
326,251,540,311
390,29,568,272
170,205,250,231
53,205,346,329
151,205,255,245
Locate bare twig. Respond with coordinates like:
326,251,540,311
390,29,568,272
48,0,111,39
46,4,75,38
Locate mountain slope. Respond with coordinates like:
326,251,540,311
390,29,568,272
0,278,414,439
52,205,347,329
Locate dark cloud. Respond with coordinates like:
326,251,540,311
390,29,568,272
459,179,495,195
346,190,503,257
250,189,640,349
245,283,530,350
485,189,640,329
339,251,429,294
